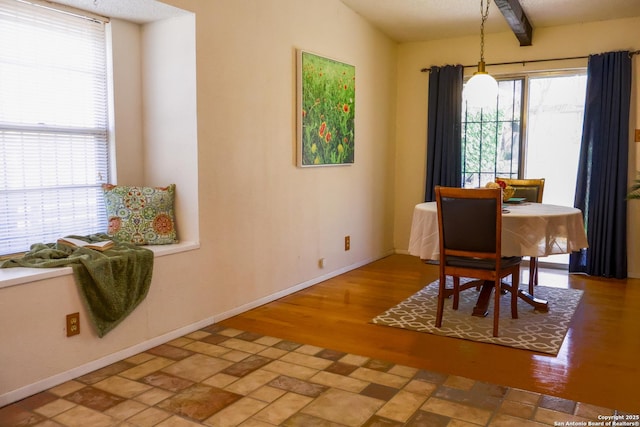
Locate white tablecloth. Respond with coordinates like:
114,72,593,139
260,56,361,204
408,202,589,260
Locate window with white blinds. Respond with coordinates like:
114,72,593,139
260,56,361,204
0,0,109,255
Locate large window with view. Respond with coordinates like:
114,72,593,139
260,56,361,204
462,72,587,201
0,0,109,256
462,71,588,264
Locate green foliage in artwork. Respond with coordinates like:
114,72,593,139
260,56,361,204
300,52,355,165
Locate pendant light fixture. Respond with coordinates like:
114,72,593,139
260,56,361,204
464,0,498,108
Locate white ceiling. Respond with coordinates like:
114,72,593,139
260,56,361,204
339,0,640,43
48,0,640,42
49,0,186,24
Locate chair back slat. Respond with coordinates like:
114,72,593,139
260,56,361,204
440,196,496,253
512,186,539,202
435,186,503,262
497,178,545,203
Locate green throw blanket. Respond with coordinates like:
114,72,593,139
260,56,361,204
1,234,153,338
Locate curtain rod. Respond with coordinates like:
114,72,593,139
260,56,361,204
420,50,640,73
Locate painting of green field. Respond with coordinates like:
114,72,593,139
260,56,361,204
298,51,355,166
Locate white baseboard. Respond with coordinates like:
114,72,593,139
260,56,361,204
0,254,386,407
211,254,385,323
0,316,216,407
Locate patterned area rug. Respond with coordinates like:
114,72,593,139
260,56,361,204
372,278,583,355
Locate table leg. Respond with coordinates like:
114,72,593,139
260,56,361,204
528,257,539,295
516,289,549,312
472,281,493,317
471,280,549,317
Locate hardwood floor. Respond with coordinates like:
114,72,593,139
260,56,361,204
221,254,640,413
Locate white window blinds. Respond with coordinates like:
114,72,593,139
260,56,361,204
0,0,109,255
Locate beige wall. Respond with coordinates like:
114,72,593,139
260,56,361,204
173,0,398,307
141,15,200,242
0,0,397,404
108,19,144,185
393,17,640,276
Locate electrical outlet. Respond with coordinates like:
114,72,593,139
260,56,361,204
345,235,350,251
66,312,80,337
318,258,325,268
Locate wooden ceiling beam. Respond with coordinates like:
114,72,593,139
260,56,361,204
494,0,533,46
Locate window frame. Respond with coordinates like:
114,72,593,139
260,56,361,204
0,0,111,256
461,68,588,187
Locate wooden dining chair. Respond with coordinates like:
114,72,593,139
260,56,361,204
435,186,522,337
497,177,545,294
498,178,545,204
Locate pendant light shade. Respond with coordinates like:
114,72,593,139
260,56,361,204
464,61,498,108
463,0,498,108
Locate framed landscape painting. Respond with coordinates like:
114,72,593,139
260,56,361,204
297,50,355,167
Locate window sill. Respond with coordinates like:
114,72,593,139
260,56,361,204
0,241,200,290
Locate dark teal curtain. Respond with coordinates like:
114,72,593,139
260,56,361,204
425,65,463,201
570,51,631,278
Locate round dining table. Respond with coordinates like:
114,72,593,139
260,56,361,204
409,201,588,260
408,201,589,313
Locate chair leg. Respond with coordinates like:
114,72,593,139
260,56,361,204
435,275,446,328
452,276,460,310
511,271,519,319
493,279,500,337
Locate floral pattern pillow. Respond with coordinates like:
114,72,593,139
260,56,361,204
102,184,178,245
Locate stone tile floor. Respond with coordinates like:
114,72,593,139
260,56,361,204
0,324,621,426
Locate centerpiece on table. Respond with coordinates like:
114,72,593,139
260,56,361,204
485,179,515,202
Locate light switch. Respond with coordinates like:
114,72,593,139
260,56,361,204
635,129,640,142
